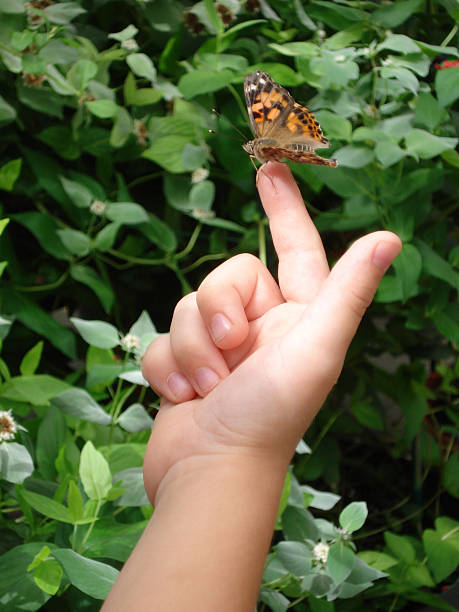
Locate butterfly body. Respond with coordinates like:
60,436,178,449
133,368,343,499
243,71,338,168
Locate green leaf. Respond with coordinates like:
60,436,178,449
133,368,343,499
67,480,83,523
384,531,416,563
373,0,424,27
36,405,68,480
375,141,406,167
0,290,76,358
415,239,459,291
0,158,21,191
0,374,69,406
44,2,86,24
56,229,91,256
70,265,114,313
334,145,373,168
21,489,73,523
80,441,112,501
392,243,422,302
60,176,93,208
94,222,121,252
106,202,149,225
378,34,421,54
181,144,207,171
113,467,149,506
302,485,340,510
86,99,118,118
51,388,112,425
204,0,224,35
339,502,368,533
138,214,177,252
442,148,459,168
0,442,34,484
358,551,398,572
0,543,53,611
414,93,445,131
380,66,419,94
71,317,119,349
178,69,234,98
315,111,352,141
0,93,16,125
32,558,63,595
109,24,139,42
110,106,133,148
435,67,459,107
190,180,215,211
118,403,154,433
405,129,458,160
443,452,459,498
20,341,43,376
282,506,319,541
327,542,354,585
431,306,459,346
52,549,118,599
423,525,459,583
126,53,156,82
351,401,384,430
68,59,97,92
143,135,191,173
13,211,71,260
276,541,313,577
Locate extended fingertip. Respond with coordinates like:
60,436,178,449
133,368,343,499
372,238,402,272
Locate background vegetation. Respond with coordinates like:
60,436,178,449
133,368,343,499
0,0,458,610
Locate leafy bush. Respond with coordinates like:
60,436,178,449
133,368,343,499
0,0,458,610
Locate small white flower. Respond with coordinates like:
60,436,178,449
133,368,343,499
334,54,345,62
192,208,215,219
121,38,139,51
336,527,350,540
317,29,326,39
312,542,329,564
90,200,106,216
191,168,209,184
381,58,393,66
0,410,17,441
121,333,141,351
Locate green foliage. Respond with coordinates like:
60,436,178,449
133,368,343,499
0,0,458,610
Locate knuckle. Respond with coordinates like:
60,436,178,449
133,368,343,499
346,285,372,320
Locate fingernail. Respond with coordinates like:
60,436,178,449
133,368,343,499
373,241,401,271
195,367,219,393
167,372,192,398
210,313,232,342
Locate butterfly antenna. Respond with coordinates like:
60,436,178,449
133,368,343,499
211,108,247,142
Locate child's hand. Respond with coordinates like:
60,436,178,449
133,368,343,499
142,162,401,503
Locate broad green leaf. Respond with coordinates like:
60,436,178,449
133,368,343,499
0,543,53,611
178,69,234,98
110,107,133,147
113,467,149,506
109,24,139,42
384,531,416,563
373,0,424,27
431,307,459,346
71,317,119,349
0,158,21,191
276,541,313,577
36,405,68,480
435,67,459,107
442,148,459,168
0,290,76,358
381,66,419,94
375,141,406,167
190,180,215,211
68,59,97,92
70,265,114,313
334,145,373,168
60,177,93,208
38,126,79,159
32,559,62,595
0,94,16,125
423,526,459,583
126,53,156,82
282,506,319,542
378,34,421,54
327,542,354,585
0,442,34,484
67,480,83,523
80,441,112,501
84,518,148,563
181,144,207,171
302,485,340,510
414,93,445,131
86,100,118,118
415,239,459,291
21,489,73,523
56,229,91,256
143,135,194,173
358,551,398,572
13,211,71,260
20,341,43,376
351,401,384,430
138,214,177,252
315,111,352,141
268,41,318,57
44,2,86,24
339,502,368,533
0,374,69,406
86,364,124,388
118,403,154,433
204,0,224,35
94,222,121,251
106,202,149,225
52,549,118,599
392,243,422,302
51,388,112,425
443,452,459,498
405,129,458,160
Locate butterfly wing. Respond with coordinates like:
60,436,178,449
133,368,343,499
244,71,294,139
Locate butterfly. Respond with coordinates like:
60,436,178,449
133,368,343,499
243,71,338,168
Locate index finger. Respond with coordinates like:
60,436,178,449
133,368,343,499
257,162,329,304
